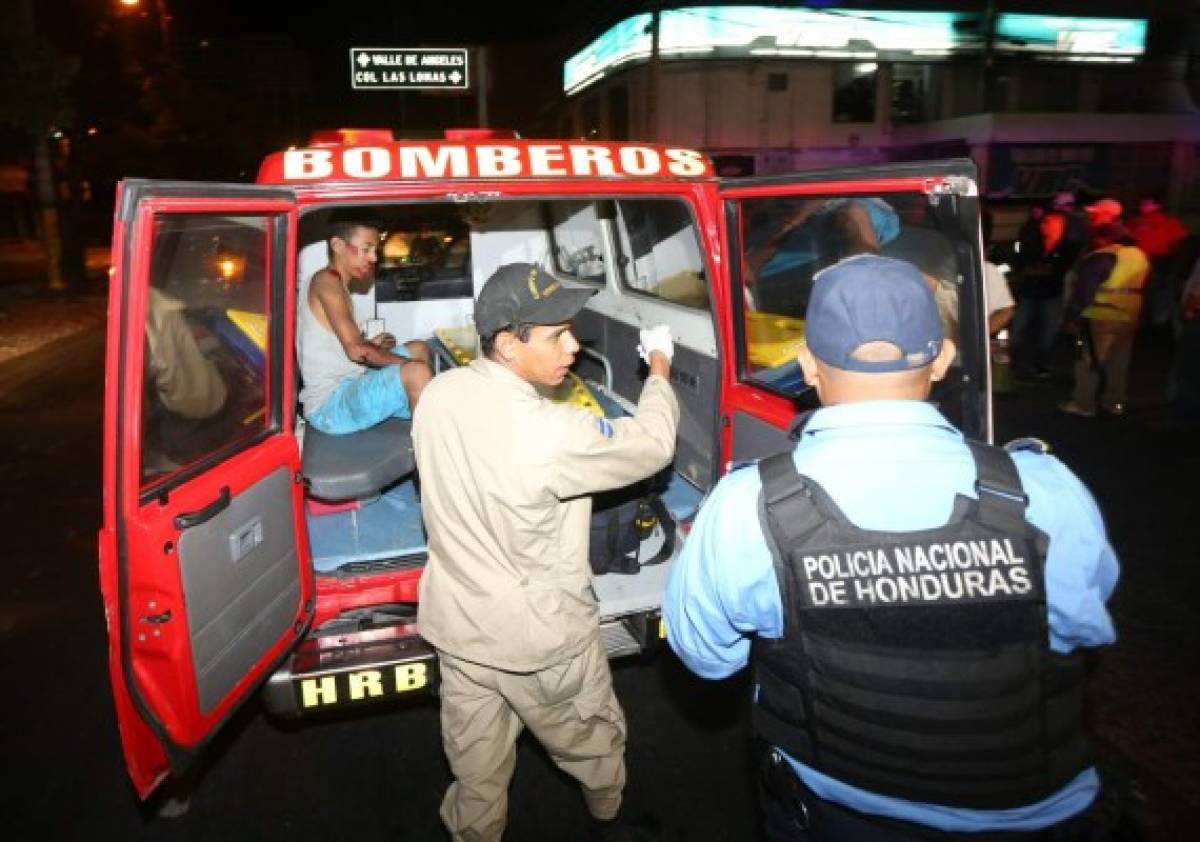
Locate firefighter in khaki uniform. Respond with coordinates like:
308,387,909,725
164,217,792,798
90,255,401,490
413,262,679,842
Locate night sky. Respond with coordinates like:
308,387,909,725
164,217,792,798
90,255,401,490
14,1,1188,191
27,0,651,147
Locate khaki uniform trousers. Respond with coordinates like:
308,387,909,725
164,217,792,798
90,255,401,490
437,636,627,842
1073,320,1137,412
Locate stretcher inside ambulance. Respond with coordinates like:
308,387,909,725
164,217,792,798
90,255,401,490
100,133,990,800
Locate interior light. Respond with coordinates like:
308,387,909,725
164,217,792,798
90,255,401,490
854,62,878,74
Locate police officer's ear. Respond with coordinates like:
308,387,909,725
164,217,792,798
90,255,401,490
797,345,822,394
930,337,957,382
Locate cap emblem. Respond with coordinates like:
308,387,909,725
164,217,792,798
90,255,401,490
527,265,560,300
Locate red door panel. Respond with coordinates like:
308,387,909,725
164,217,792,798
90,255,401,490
98,181,311,798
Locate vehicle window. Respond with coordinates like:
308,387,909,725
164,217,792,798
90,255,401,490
613,199,708,310
548,200,606,282
737,193,963,401
140,215,272,490
373,205,473,302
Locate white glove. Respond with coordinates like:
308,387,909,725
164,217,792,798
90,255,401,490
637,324,674,364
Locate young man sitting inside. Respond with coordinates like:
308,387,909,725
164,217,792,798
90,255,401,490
298,218,433,434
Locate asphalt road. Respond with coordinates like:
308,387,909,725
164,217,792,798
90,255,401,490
0,322,1196,842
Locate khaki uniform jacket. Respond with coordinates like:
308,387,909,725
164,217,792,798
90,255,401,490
145,288,227,420
413,358,680,672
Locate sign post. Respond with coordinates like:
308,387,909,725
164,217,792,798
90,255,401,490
350,48,470,91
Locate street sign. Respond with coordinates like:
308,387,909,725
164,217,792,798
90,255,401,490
350,48,470,91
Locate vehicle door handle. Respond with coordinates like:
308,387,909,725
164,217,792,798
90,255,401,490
174,486,231,530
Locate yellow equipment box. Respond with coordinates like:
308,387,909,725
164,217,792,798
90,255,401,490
745,311,806,369
434,326,605,418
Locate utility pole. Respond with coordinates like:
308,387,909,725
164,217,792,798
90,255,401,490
17,0,67,293
978,0,998,114
646,6,661,141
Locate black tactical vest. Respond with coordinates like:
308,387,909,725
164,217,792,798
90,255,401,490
751,441,1090,810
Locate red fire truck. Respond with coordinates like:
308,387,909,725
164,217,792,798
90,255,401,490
99,128,992,798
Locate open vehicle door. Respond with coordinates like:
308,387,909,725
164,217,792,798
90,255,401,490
717,160,989,463
97,181,310,799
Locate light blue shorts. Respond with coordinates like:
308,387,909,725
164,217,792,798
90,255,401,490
307,348,413,435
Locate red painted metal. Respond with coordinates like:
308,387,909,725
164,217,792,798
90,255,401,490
100,188,310,799
102,132,974,801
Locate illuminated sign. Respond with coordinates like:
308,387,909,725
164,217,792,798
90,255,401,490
994,15,1147,62
350,48,469,90
564,15,654,100
563,6,1148,94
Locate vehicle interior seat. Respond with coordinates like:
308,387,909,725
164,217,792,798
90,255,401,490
294,241,416,503
301,419,415,502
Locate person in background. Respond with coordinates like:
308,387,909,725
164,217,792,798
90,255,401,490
1084,197,1124,232
1010,206,1076,379
1059,224,1151,418
1128,197,1189,328
1052,190,1092,256
1165,254,1200,428
409,221,444,265
664,253,1118,841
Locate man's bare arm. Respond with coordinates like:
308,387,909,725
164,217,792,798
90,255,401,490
310,272,406,367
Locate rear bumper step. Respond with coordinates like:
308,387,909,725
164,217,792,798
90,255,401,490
261,623,437,718
262,612,664,719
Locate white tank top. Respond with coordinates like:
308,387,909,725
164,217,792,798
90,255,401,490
297,269,364,416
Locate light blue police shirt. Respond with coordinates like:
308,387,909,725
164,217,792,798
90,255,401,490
664,400,1119,832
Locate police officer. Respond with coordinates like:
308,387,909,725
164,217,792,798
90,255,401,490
664,254,1118,840
413,262,679,842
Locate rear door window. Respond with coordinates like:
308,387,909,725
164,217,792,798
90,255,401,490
141,214,272,489
738,193,964,404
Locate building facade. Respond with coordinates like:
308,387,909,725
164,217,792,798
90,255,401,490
556,5,1200,216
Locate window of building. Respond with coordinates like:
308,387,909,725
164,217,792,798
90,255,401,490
767,72,789,92
712,155,756,178
890,65,926,124
581,96,601,138
832,62,877,123
607,85,630,141
1015,66,1080,112
559,112,576,139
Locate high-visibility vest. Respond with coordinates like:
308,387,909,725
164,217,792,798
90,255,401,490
1082,245,1150,323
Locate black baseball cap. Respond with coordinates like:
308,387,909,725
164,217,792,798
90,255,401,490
474,262,595,338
